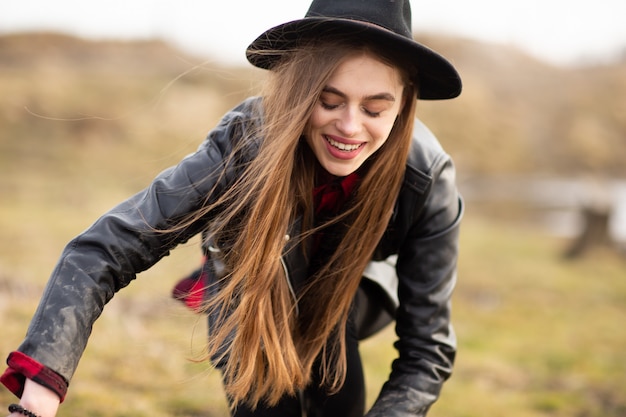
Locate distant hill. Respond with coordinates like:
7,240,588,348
0,32,261,193
1,32,625,180
415,34,626,177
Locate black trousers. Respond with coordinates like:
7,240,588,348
227,279,394,417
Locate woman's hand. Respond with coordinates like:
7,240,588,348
8,379,60,417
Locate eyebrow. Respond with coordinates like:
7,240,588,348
322,86,396,102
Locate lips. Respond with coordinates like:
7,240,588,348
324,135,364,152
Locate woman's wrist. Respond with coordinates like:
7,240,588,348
10,379,60,417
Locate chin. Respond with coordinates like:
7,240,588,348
322,162,361,177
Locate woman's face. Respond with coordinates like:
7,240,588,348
305,53,405,177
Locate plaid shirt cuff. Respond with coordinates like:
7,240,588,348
1,351,68,402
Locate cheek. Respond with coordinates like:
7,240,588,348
371,117,398,144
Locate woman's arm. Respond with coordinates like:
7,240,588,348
13,141,226,386
2,98,260,405
367,155,463,417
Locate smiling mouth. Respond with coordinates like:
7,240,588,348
324,136,364,152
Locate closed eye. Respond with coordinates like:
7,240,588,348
321,101,339,110
363,107,381,117
320,101,382,118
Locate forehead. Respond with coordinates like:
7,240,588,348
326,53,404,95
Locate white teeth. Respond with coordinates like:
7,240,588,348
325,136,362,151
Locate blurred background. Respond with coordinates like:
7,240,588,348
1,1,625,416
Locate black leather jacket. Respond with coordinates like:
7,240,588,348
14,97,462,417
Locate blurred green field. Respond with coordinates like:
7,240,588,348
1,33,625,416
2,208,625,416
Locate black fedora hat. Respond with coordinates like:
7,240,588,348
246,0,462,100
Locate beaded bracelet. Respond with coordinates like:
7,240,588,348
8,404,40,417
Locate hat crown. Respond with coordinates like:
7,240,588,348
305,0,412,39
246,0,462,100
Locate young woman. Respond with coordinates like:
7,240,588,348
2,1,463,416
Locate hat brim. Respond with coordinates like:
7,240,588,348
246,18,462,100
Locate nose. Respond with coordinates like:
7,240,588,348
336,106,362,137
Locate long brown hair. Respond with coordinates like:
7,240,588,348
192,39,417,409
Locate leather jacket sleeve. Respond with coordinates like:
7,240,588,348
13,99,258,385
367,150,463,417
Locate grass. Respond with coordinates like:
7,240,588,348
2,203,625,416
427,217,626,417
